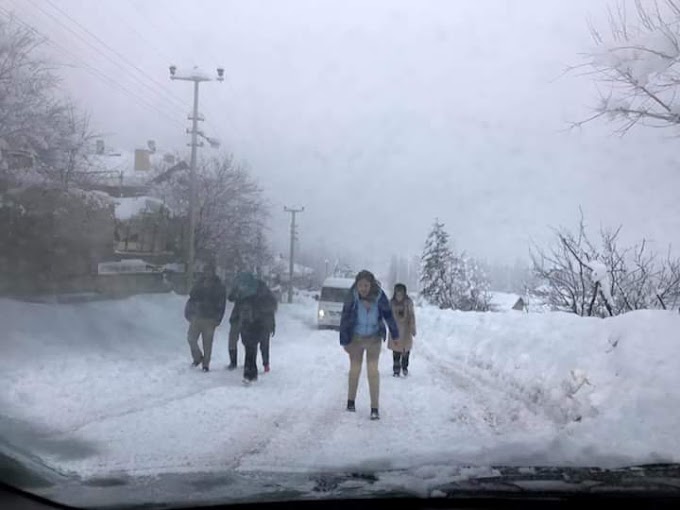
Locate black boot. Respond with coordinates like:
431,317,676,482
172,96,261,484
393,352,402,377
347,400,356,412
227,349,237,370
401,351,410,377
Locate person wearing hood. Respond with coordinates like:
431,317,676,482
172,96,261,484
184,263,227,372
388,283,417,377
228,272,277,384
339,270,399,421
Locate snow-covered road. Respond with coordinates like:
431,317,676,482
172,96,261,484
1,293,679,480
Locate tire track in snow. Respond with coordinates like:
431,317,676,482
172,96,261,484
416,334,572,433
231,328,348,472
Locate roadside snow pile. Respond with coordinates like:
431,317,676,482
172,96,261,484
418,306,680,463
0,293,192,433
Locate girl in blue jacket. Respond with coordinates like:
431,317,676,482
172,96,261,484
339,270,399,421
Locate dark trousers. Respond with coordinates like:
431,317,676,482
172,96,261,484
260,335,270,366
241,327,267,381
393,351,410,373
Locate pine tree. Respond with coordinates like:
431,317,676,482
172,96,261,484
420,220,455,308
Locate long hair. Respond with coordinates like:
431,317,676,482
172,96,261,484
353,269,380,300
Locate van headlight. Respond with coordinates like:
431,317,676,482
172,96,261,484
318,309,325,318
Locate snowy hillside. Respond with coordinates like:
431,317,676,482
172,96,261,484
0,293,679,482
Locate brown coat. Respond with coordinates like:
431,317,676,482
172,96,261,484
387,297,416,352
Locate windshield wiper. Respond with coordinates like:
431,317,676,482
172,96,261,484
431,464,680,498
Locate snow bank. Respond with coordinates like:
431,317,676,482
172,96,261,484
417,306,680,464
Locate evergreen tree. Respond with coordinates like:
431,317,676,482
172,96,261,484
420,219,455,308
420,219,493,311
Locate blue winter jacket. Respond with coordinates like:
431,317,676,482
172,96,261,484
339,284,400,346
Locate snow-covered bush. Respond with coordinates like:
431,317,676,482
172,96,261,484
531,212,680,317
0,185,114,294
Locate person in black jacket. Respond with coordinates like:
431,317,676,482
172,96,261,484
184,263,226,372
228,272,277,384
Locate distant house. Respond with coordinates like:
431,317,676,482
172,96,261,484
512,297,526,311
85,144,187,267
85,143,183,198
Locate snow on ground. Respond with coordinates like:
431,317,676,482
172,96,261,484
1,293,679,480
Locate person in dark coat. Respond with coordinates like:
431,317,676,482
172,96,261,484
228,272,277,384
184,263,227,372
339,270,399,421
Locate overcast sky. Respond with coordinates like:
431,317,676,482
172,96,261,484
7,0,680,271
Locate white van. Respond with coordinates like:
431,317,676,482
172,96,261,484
316,277,354,329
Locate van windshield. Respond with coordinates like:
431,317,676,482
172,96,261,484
320,287,350,303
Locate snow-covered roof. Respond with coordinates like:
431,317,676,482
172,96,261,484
114,196,167,220
269,255,314,276
89,149,180,180
322,277,355,288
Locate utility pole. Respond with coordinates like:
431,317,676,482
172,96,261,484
284,206,304,303
169,65,224,291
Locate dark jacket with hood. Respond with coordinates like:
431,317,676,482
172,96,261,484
228,273,277,336
339,280,399,347
185,275,227,323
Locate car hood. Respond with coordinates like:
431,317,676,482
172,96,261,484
4,451,680,509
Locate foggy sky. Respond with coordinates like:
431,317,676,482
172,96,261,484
10,0,680,271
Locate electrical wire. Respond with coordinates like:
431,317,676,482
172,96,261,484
0,5,186,129
22,0,189,116
41,0,192,113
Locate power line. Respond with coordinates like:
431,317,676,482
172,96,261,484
113,1,176,64
37,0,237,153
40,0,191,113
0,5,186,129
20,0,189,119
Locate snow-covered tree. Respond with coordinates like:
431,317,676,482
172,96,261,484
577,0,680,135
420,220,456,308
151,155,269,276
420,220,493,311
0,18,97,188
456,256,493,312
